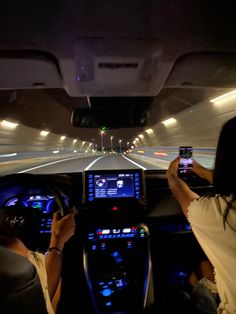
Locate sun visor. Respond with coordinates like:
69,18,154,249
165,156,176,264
0,50,63,90
166,52,236,88
69,39,163,96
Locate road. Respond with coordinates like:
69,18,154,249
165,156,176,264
0,148,215,176
17,154,159,174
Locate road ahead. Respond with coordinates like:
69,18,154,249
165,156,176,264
0,148,215,176
18,154,159,174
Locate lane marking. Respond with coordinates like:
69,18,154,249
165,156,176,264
84,156,105,170
0,153,17,158
18,156,84,173
122,155,147,170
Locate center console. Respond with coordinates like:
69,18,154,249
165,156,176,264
82,170,153,314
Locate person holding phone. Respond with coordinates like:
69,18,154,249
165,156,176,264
167,116,236,314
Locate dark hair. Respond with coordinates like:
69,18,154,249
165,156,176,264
213,116,236,196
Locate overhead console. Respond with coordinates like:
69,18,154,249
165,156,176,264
83,169,146,214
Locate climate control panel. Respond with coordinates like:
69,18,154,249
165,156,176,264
84,224,153,314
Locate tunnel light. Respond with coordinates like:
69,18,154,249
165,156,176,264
73,150,77,153
138,134,144,139
161,118,177,126
145,128,154,135
60,136,66,141
73,139,77,144
53,150,59,154
210,90,236,105
1,120,19,129
40,130,49,137
82,141,85,145
135,138,139,141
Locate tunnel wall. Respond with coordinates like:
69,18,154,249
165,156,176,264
0,124,92,154
135,96,236,148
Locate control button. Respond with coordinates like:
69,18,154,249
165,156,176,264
127,241,133,249
105,301,112,307
112,206,119,211
101,243,106,250
102,288,112,297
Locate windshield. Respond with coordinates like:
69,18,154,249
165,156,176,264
1,87,235,176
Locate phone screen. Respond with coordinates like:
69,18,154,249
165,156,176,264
178,146,193,175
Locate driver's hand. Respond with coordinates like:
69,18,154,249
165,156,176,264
50,212,76,249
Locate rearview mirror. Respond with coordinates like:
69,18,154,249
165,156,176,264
71,106,149,129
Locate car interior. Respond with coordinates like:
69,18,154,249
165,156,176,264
0,1,236,313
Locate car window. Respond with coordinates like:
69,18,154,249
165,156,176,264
2,87,235,175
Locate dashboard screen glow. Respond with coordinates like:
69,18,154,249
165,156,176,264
86,171,141,201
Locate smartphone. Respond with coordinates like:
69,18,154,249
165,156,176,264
178,146,193,176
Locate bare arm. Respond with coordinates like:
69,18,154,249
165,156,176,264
192,160,213,184
167,157,199,216
45,212,75,301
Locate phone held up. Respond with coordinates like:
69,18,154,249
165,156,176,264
178,146,193,177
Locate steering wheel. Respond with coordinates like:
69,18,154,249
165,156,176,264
0,173,71,251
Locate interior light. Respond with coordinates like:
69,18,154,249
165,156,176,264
60,136,66,141
1,120,19,129
145,128,154,135
161,118,177,126
40,130,49,137
210,90,236,105
138,134,144,139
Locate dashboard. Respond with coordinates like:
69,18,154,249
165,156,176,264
0,169,212,244
0,169,213,313
5,195,55,234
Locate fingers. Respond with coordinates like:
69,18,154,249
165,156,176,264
52,211,61,223
53,211,75,220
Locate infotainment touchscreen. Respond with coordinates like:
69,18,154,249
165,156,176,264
84,170,143,202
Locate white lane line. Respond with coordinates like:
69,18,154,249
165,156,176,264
122,155,147,170
84,156,105,171
18,156,82,173
0,153,17,158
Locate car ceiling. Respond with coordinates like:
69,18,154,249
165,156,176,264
0,1,235,145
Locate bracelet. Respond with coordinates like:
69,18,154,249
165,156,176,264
46,247,63,257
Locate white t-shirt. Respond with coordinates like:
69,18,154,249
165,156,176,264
27,251,55,314
188,195,236,314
